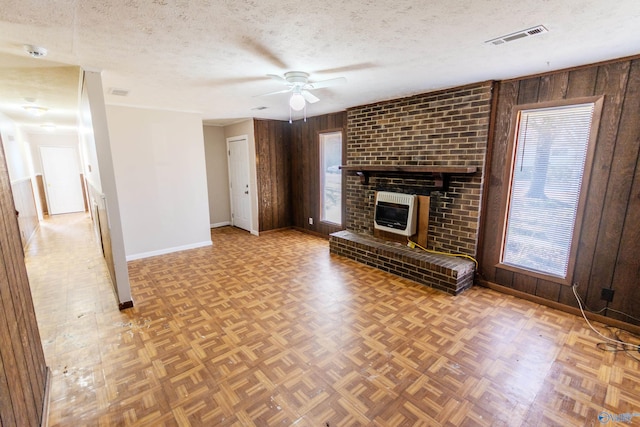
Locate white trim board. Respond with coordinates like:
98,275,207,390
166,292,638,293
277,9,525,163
211,221,231,228
126,240,212,261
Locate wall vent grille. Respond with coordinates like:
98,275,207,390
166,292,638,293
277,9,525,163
108,88,129,96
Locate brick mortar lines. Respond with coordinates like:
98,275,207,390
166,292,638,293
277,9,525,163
345,82,493,257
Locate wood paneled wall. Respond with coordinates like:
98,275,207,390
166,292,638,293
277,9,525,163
480,56,640,326
290,113,347,236
254,119,292,232
254,113,347,236
0,141,48,426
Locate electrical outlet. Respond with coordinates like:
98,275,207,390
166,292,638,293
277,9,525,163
308,217,313,225
600,288,615,302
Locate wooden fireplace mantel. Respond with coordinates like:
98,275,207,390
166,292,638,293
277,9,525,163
339,165,477,189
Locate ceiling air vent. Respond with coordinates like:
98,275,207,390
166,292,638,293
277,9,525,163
108,88,129,96
485,25,548,45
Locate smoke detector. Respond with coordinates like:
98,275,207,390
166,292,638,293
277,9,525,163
24,44,47,58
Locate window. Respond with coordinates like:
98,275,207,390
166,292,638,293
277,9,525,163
320,131,342,225
501,100,600,280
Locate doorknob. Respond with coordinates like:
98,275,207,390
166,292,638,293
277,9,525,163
244,190,249,194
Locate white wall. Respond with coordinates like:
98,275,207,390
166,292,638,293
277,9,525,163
203,125,231,227
106,105,212,260
82,71,132,304
0,112,30,181
224,119,259,235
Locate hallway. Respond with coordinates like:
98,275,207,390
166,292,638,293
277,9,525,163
25,213,124,424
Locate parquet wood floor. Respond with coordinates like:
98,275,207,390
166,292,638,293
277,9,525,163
26,214,640,426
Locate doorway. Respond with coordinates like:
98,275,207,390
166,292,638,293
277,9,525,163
40,146,85,215
227,135,252,232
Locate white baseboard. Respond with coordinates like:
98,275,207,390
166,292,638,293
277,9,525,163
211,221,231,228
251,229,259,236
126,240,213,261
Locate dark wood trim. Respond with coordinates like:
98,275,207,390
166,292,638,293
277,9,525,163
40,367,51,427
493,95,605,286
339,165,477,188
478,280,640,336
118,300,134,310
80,173,88,213
502,53,640,86
257,226,293,235
36,174,48,216
475,81,500,271
291,226,331,240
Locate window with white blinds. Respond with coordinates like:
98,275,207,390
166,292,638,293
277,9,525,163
501,102,596,278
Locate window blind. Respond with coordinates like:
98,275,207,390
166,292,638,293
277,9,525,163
502,103,595,278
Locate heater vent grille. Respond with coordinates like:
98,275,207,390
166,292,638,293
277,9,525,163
374,191,418,237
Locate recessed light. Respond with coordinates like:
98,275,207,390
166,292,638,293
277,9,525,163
23,105,48,116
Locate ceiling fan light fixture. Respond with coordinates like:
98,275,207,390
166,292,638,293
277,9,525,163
289,92,306,111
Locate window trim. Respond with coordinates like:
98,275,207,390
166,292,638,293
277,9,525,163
318,129,345,227
496,96,604,285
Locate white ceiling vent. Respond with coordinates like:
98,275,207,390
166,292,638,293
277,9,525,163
108,88,129,96
485,25,548,45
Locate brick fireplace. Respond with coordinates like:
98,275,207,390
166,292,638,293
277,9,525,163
330,81,494,294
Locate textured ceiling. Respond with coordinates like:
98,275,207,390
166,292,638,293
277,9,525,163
1,0,640,132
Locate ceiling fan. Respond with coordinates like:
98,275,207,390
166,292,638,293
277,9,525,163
258,71,347,112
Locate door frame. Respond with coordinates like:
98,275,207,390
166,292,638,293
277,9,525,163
226,135,253,233
39,145,85,215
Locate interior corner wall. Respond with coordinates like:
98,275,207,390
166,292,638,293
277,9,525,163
254,118,292,232
223,119,259,235
106,105,212,259
203,125,231,227
289,112,347,236
82,71,132,305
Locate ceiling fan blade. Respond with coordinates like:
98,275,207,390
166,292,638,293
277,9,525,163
254,87,293,97
307,77,347,89
267,74,288,83
302,90,320,103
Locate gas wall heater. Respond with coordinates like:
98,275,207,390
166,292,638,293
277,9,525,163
374,191,418,237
